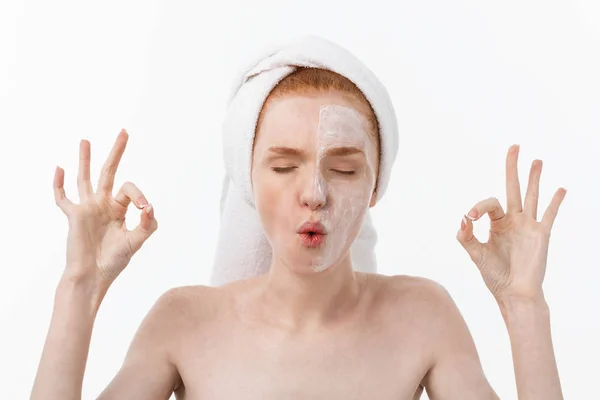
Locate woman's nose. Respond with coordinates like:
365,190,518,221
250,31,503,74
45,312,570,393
300,170,327,210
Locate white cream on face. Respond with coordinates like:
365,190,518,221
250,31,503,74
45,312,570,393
309,105,376,272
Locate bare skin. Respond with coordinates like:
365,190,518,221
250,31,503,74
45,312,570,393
99,272,488,400
31,93,566,399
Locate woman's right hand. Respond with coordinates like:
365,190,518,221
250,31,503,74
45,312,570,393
53,129,158,297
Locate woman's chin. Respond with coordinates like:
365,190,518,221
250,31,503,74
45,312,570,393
282,253,337,275
270,240,346,274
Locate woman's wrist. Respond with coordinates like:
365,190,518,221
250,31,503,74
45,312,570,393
56,269,106,316
496,292,550,327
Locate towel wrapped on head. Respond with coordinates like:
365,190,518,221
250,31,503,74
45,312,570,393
210,35,399,286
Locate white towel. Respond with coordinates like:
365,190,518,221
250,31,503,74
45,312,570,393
210,35,399,286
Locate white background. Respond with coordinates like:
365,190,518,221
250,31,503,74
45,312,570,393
1,0,599,398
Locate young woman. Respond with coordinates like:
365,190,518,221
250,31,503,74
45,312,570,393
32,39,566,400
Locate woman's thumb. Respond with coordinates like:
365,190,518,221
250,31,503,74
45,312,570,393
128,204,158,254
456,215,485,266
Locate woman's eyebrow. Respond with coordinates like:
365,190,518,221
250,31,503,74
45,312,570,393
325,146,364,157
267,146,304,156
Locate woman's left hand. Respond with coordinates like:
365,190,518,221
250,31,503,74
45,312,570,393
456,144,567,302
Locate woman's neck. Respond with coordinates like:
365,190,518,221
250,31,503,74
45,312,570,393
255,255,366,332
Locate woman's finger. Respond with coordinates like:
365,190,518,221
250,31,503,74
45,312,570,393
127,204,158,254
114,181,149,210
466,197,506,222
506,144,523,213
53,166,74,215
541,188,567,230
98,129,129,195
77,139,94,201
456,214,485,266
524,159,542,220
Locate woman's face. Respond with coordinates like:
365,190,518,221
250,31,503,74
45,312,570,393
251,91,379,274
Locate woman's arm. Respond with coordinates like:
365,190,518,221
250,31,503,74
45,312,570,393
30,275,102,399
32,276,182,400
420,282,500,400
455,144,566,399
97,288,184,399
32,130,160,398
499,295,562,398
422,289,562,399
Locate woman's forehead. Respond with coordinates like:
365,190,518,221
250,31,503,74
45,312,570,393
318,105,369,141
256,94,371,146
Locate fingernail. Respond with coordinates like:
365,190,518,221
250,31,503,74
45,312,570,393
467,209,478,220
145,204,153,216
138,198,148,207
461,216,467,231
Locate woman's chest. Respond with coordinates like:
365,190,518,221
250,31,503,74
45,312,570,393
174,319,430,400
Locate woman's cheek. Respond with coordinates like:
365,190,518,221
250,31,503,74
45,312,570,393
326,182,372,223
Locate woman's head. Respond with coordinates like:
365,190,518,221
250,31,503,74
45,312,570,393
251,68,381,275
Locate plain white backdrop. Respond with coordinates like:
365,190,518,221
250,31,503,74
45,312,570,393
1,0,599,398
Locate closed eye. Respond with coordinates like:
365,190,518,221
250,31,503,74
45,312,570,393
332,170,355,175
272,166,297,173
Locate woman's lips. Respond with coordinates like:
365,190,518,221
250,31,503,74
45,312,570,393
297,221,327,248
298,232,325,247
297,221,327,235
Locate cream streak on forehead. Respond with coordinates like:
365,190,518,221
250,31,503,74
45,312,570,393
318,105,374,159
320,105,366,137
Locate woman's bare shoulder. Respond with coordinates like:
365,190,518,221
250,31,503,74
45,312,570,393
367,273,457,319
146,283,236,328
368,273,448,294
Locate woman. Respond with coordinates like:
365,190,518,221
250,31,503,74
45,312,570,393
31,36,566,399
